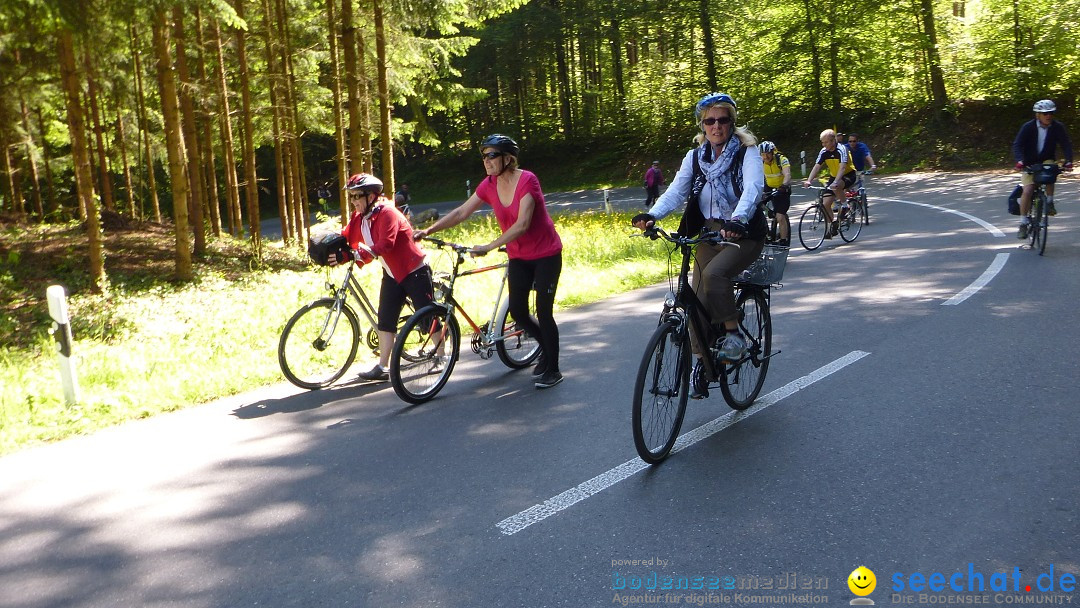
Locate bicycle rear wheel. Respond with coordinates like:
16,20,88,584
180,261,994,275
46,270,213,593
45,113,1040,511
1033,192,1048,255
719,288,772,410
389,304,461,404
278,298,360,390
799,205,827,251
494,295,542,369
839,203,863,242
860,190,869,225
632,319,691,464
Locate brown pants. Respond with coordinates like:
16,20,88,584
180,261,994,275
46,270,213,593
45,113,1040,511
690,220,765,356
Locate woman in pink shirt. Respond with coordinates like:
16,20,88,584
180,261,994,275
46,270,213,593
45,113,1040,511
414,134,564,389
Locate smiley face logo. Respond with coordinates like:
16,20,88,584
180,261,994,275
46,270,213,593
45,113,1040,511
848,566,877,596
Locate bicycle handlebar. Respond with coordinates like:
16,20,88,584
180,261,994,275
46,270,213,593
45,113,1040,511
420,236,508,255
639,225,741,248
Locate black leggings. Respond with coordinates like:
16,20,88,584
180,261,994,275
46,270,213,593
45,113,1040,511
507,252,562,371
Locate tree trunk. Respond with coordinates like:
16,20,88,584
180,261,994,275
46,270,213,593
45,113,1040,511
57,30,106,293
35,107,58,219
18,95,45,221
341,0,363,173
356,26,373,173
802,0,824,111
213,21,242,236
195,8,223,238
233,0,262,258
173,5,206,255
327,0,349,225
2,137,19,216
549,0,573,140
698,0,717,92
261,0,292,246
278,0,309,246
114,90,137,217
916,0,948,108
152,7,193,281
83,49,115,212
373,0,394,193
131,23,161,222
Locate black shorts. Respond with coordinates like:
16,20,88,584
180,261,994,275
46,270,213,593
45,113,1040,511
377,265,435,332
764,186,791,214
827,171,858,190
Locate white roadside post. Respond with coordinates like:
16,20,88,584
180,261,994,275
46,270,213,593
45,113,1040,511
465,179,471,199
800,150,807,177
604,188,612,213
46,285,80,405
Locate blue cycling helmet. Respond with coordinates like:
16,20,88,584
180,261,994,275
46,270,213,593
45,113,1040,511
695,92,738,123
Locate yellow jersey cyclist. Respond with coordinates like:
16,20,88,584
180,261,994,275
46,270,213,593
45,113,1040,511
804,129,858,239
759,141,792,246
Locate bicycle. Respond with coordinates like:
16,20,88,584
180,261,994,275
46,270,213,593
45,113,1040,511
848,171,870,225
388,237,542,404
277,251,414,390
1021,163,1063,256
631,226,783,464
798,184,864,250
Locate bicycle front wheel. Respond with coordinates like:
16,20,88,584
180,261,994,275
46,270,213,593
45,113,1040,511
860,190,869,225
494,296,542,369
719,288,772,410
390,304,461,404
839,203,863,242
799,205,827,251
278,298,361,390
1033,192,1048,255
632,319,691,464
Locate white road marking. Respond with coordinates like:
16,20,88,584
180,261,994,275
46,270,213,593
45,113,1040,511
942,253,1010,306
873,197,1009,304
872,197,1007,237
495,350,871,536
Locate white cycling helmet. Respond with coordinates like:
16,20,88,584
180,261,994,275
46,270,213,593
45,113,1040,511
1033,99,1057,113
759,141,776,154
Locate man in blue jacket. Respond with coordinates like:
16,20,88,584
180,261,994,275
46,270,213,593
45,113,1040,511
1013,99,1074,238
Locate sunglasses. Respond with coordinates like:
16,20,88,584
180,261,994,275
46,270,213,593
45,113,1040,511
348,192,366,200
702,116,733,126
481,151,503,160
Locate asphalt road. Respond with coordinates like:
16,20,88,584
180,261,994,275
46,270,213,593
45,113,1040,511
3,171,1079,608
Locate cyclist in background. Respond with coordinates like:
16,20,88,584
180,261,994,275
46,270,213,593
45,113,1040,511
332,173,438,382
847,133,877,173
804,129,857,239
632,92,766,400
1012,99,1074,238
759,141,792,246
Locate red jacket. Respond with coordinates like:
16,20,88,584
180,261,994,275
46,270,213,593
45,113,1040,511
341,199,426,283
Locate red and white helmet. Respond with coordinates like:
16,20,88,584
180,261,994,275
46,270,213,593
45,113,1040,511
345,173,384,195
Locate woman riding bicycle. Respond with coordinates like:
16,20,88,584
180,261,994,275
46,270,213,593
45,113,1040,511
334,172,438,382
632,92,766,399
413,134,565,390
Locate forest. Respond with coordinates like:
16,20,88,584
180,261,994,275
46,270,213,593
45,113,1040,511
2,0,1079,291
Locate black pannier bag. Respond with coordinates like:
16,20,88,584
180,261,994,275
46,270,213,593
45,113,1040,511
308,233,351,266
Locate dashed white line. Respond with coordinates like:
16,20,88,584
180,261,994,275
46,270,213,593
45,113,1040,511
495,350,872,536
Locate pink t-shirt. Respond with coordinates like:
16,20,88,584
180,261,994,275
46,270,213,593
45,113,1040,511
475,170,562,260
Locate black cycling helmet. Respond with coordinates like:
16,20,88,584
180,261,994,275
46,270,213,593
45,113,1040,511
479,134,519,157
345,173,384,195
694,92,737,123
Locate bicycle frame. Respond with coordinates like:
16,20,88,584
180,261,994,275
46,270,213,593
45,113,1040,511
425,238,527,358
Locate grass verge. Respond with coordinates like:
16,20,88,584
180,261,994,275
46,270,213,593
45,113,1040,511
0,209,679,455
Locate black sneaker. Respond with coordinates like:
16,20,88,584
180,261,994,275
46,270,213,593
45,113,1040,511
690,359,709,400
531,353,549,377
535,369,563,389
1048,200,1057,216
1018,222,1029,239
358,365,388,382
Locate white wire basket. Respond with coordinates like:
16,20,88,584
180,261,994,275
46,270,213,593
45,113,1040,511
738,244,789,286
